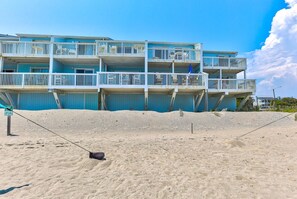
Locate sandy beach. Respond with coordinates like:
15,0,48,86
0,110,296,198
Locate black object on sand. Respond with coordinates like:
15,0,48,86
89,152,105,160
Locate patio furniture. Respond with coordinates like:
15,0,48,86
56,45,67,55
32,45,43,54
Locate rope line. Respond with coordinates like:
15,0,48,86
12,110,91,153
236,112,296,139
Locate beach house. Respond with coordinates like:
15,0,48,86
0,34,256,112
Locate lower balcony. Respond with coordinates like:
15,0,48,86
208,78,256,93
0,73,255,93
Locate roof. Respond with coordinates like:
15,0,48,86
148,41,200,46
0,34,18,40
16,33,112,40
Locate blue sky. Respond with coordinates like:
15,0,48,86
0,0,286,52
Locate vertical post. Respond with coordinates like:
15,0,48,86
49,37,54,88
7,116,11,136
0,57,3,72
99,58,102,72
172,61,175,73
199,43,203,73
144,40,148,90
21,73,25,87
204,89,209,111
191,123,193,134
273,89,276,99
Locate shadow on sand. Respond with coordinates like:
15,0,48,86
0,184,30,195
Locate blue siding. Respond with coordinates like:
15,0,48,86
174,94,194,112
53,59,64,73
148,43,194,49
107,94,144,111
17,63,49,72
19,93,57,110
203,52,236,57
85,93,98,110
3,65,17,71
148,94,170,112
53,61,99,73
60,93,84,109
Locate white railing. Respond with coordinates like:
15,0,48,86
53,42,96,56
208,79,256,91
203,57,247,69
51,73,97,87
0,73,49,87
1,41,50,56
98,72,145,86
97,41,145,56
148,48,200,62
148,73,206,87
0,73,256,92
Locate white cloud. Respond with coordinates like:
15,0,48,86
247,0,297,98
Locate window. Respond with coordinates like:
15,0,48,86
75,69,94,86
3,69,15,73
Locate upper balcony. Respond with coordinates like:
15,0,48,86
53,42,96,57
1,41,50,57
97,41,145,57
203,57,247,70
148,48,200,63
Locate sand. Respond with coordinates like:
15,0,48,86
0,110,296,198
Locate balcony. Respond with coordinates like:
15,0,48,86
51,73,97,88
0,73,49,89
1,41,50,57
98,72,145,87
0,73,254,92
148,73,206,88
148,48,200,62
203,57,247,69
97,41,145,57
208,78,256,92
53,42,96,57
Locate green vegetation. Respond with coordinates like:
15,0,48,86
274,97,297,112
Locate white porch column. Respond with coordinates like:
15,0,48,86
244,70,246,79
99,58,102,72
172,61,175,73
0,57,3,72
48,37,54,87
198,43,203,73
145,40,148,88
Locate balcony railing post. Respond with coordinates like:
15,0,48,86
96,72,99,87
75,43,78,56
24,42,27,55
211,57,214,67
228,58,231,68
74,74,77,86
21,74,25,88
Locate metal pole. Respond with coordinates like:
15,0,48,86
273,89,276,99
7,116,11,136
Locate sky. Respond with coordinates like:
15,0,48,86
0,0,296,97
